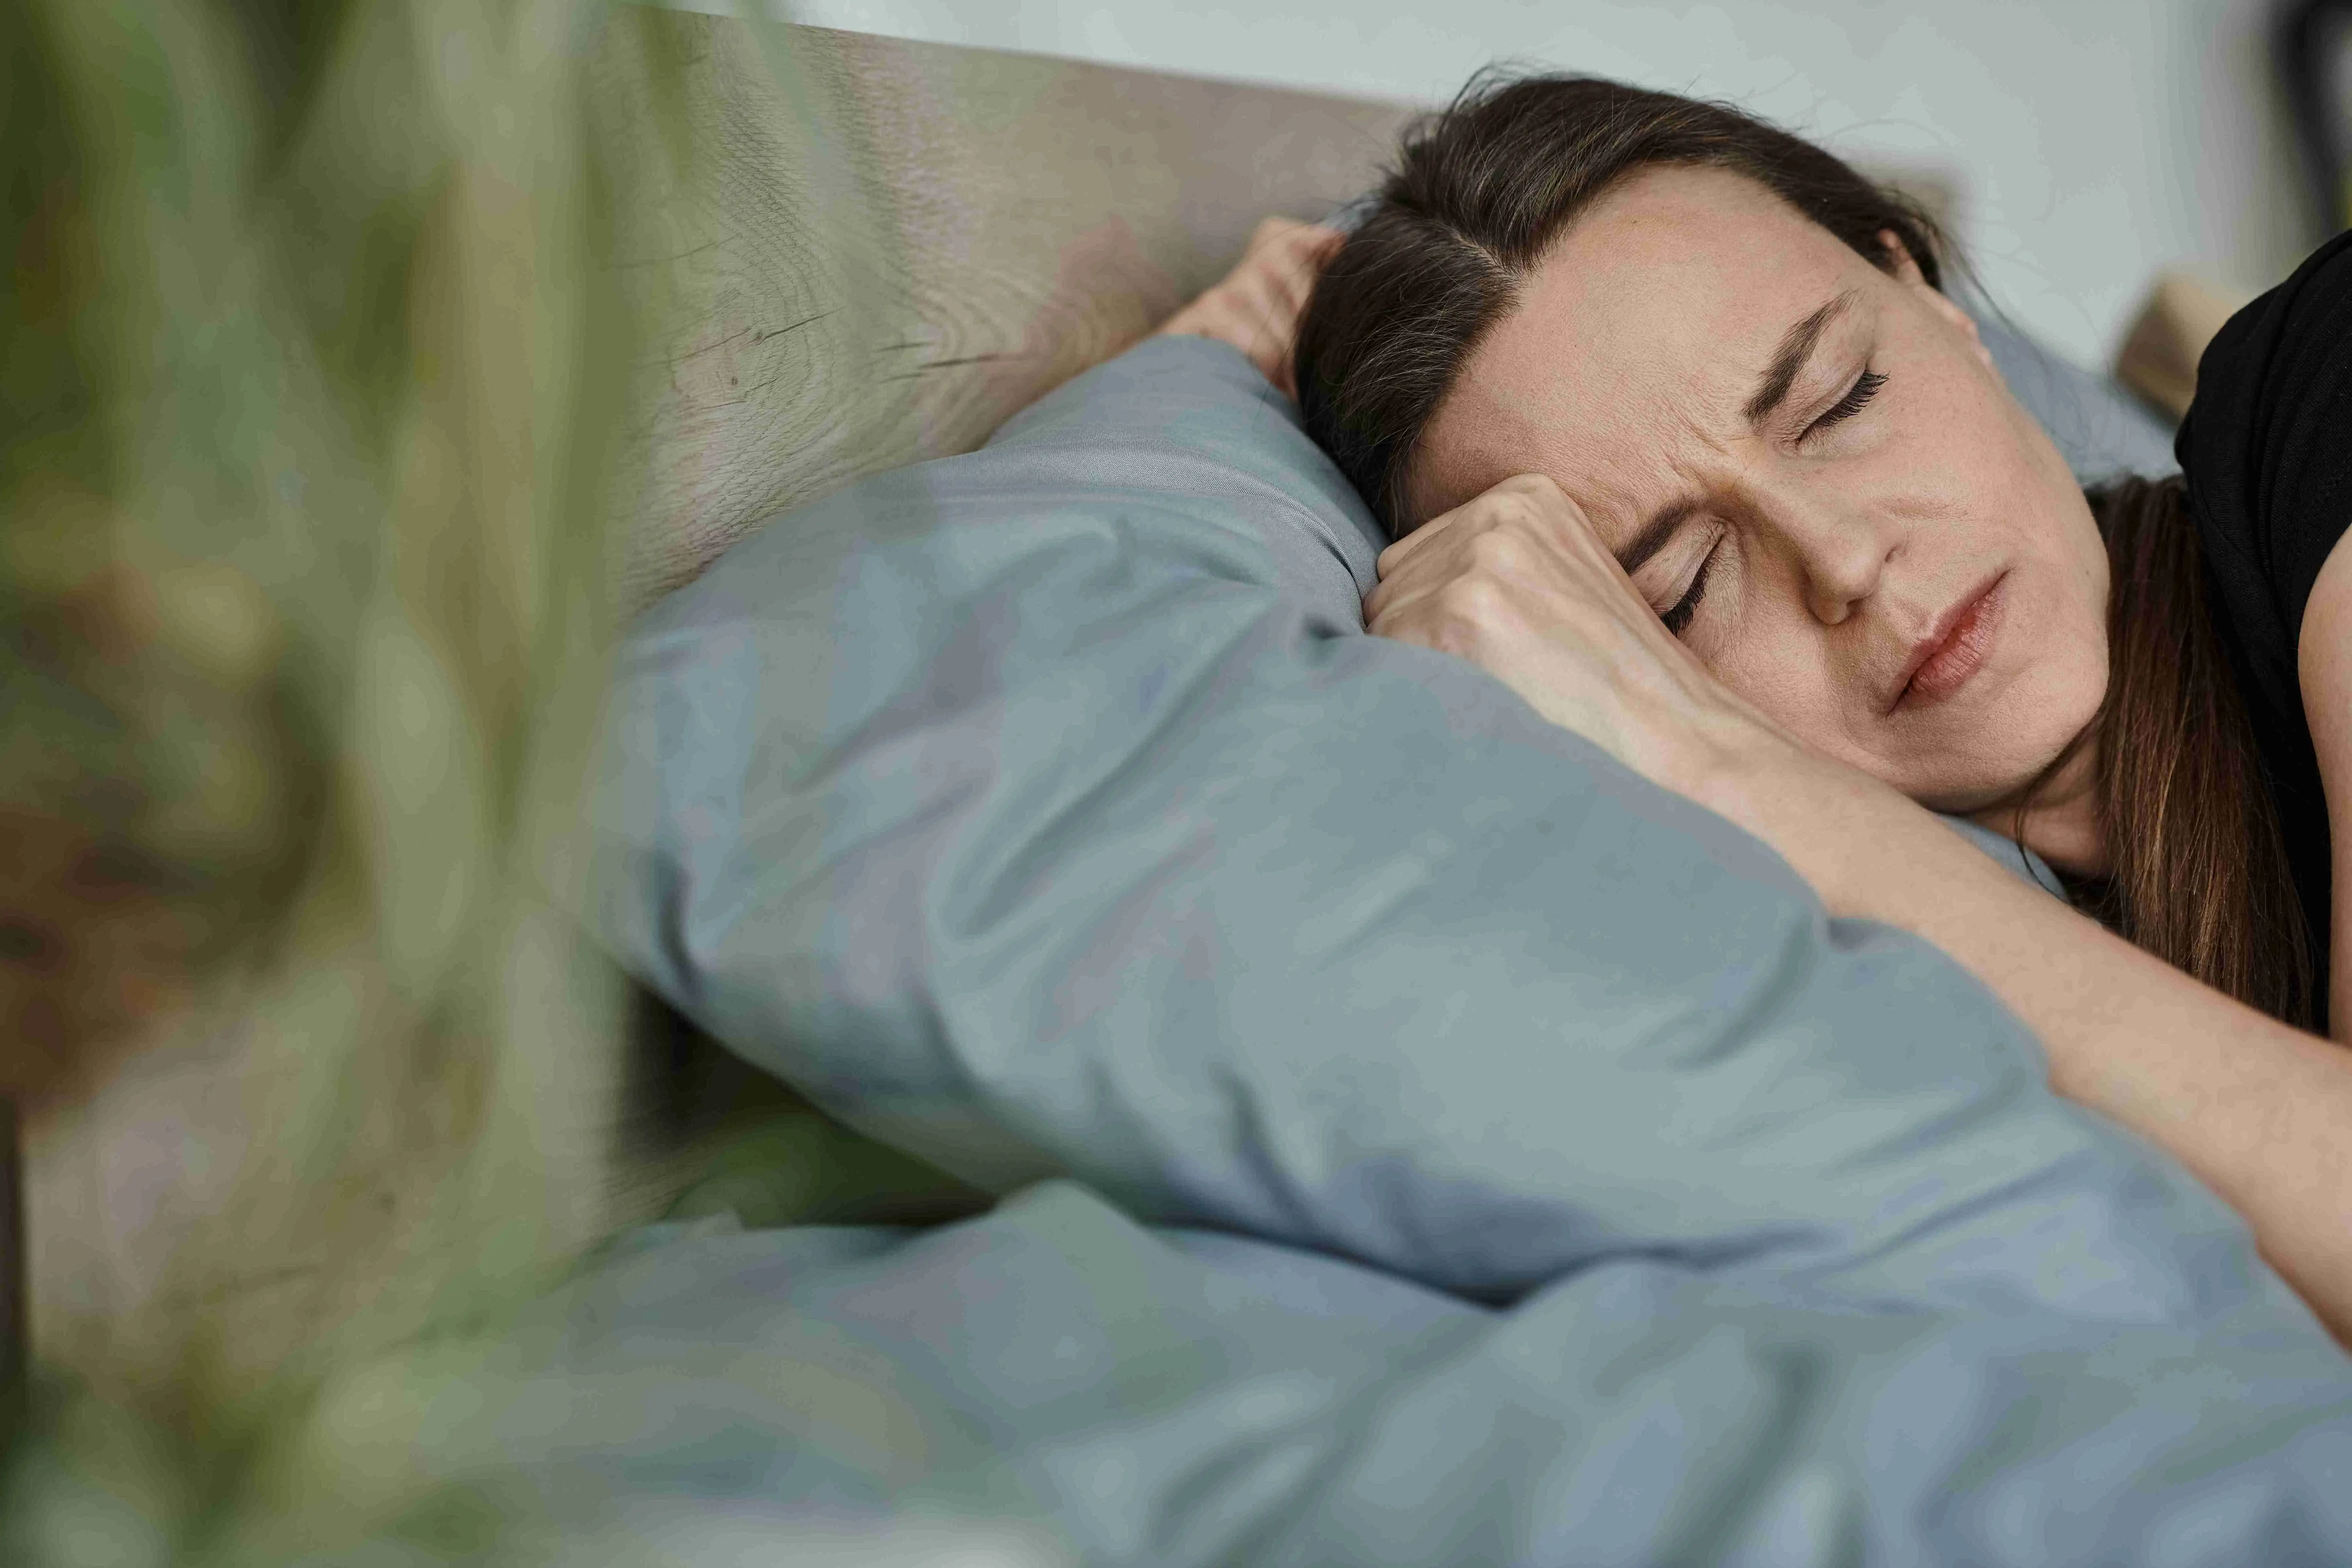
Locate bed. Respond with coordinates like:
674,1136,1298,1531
23,13,2352,1564
591,16,1416,613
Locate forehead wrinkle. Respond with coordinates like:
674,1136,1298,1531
1445,376,1734,556
1583,377,1737,491
1414,166,1859,530
1558,437,1711,559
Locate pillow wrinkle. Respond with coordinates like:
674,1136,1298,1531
599,334,2302,1327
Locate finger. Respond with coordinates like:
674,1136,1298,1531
1489,474,1619,569
1194,282,1280,343
1271,221,1340,261
1270,249,1327,314
1366,567,1531,657
1221,294,1295,391
1234,230,1341,339
1300,224,1348,269
1364,520,1498,624
1274,225,1344,283
1364,568,1463,642
1247,215,1313,255
1230,278,1298,377
1373,497,1488,582
1364,569,1450,631
1232,251,1313,322
1240,231,1334,316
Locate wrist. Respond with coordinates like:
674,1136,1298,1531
1664,722,1924,919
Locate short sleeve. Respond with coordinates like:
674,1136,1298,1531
2177,230,2352,668
2175,230,2352,1027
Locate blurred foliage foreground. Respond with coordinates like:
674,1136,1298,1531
0,3,965,1560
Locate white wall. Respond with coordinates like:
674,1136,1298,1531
731,0,2319,372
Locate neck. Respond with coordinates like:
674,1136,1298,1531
1965,735,2110,879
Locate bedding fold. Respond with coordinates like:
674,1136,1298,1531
387,1182,2352,1565
590,337,2312,1336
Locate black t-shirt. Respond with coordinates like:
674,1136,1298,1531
2175,229,2352,1024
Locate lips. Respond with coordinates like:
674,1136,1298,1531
1889,571,2007,713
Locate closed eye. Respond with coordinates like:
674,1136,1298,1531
1806,368,1886,437
1661,532,1723,637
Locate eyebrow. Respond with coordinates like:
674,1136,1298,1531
1612,288,1858,577
1743,289,1856,425
1613,497,1700,577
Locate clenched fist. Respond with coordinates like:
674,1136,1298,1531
1364,474,1794,786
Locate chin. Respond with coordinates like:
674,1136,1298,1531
1908,765,2056,818
1907,701,2097,816
1915,608,2104,807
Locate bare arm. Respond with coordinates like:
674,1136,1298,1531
1683,727,2352,1345
2300,531,2352,1045
1370,473,2352,1346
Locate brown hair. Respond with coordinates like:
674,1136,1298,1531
1294,72,2315,1028
2055,477,2312,1024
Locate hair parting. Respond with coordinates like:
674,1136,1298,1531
1295,70,1948,537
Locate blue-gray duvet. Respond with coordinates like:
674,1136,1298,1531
557,336,2352,1563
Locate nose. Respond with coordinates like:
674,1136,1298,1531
1770,492,1898,626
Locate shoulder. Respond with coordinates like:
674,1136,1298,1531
2177,231,2352,651
2302,536,2352,1037
2180,229,2352,467
2307,538,2352,750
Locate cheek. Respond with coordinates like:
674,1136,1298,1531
1887,575,2110,809
1698,564,2109,808
1698,622,1858,757
2004,561,2112,730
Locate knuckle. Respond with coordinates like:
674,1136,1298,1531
1428,613,1490,662
1464,530,1524,573
1438,574,1508,623
1450,500,1503,536
1379,517,1441,569
1368,601,1424,644
1466,491,1525,529
1498,475,1568,524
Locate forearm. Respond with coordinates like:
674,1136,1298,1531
1689,738,2352,1345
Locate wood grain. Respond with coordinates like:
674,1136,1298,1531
589,16,1412,613
22,18,1416,1377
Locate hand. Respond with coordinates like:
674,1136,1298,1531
1363,474,1795,788
1152,216,1343,399
1377,489,2352,1357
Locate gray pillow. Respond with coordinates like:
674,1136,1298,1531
591,333,2277,1329
1961,287,2178,482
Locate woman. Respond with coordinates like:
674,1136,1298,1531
1158,75,2352,1342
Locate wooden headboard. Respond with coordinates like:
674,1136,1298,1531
19,12,1417,1388
588,14,1414,610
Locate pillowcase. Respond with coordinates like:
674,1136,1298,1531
1963,289,2179,482
590,334,2264,1326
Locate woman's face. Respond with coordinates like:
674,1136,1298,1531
1413,165,2110,813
